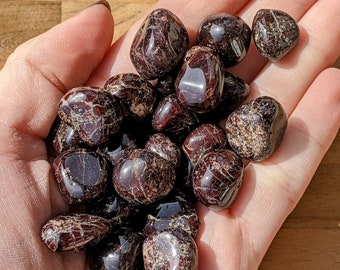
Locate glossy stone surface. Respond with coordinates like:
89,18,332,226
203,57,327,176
104,73,157,120
252,9,299,61
225,96,287,161
41,213,111,252
192,149,244,210
152,94,198,142
182,123,227,166
53,148,109,204
215,71,250,117
88,228,143,270
156,71,178,97
143,191,200,238
145,133,181,168
113,149,176,205
58,86,123,146
130,8,189,80
197,13,251,67
143,229,198,270
98,133,138,167
175,46,224,113
50,118,84,153
86,191,135,225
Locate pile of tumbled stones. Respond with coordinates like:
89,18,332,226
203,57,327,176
40,8,299,270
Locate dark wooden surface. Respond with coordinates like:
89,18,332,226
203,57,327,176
1,1,339,269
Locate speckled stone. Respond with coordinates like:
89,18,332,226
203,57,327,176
143,229,198,270
113,149,176,205
145,133,181,168
182,123,227,166
88,228,144,270
104,73,157,120
41,213,111,252
252,9,299,61
156,71,178,97
50,118,84,153
130,8,189,80
197,13,251,67
192,149,244,210
152,94,198,142
175,46,224,113
143,191,200,238
225,96,287,161
53,148,109,204
58,86,123,146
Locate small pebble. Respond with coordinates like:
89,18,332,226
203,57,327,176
113,148,176,205
182,123,227,165
252,9,299,61
192,149,244,210
130,8,189,80
225,96,287,161
53,148,109,204
143,229,198,270
104,73,157,120
197,13,252,67
175,46,224,113
41,213,111,252
58,86,123,146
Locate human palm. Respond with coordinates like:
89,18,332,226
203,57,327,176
0,0,339,269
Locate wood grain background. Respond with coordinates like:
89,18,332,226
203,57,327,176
0,1,339,269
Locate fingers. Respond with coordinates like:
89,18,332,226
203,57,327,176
0,4,114,139
249,0,340,115
233,68,340,263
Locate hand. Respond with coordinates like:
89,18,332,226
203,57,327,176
0,0,339,269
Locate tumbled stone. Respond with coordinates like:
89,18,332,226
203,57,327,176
88,228,144,270
53,148,109,204
143,229,198,270
192,149,244,210
58,86,123,146
225,96,287,161
252,9,299,61
113,149,176,205
175,46,224,113
50,118,84,153
145,133,181,168
104,73,157,120
182,123,227,165
143,190,200,238
152,93,198,142
41,213,111,252
130,8,189,80
197,13,252,67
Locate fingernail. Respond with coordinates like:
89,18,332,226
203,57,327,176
88,0,111,12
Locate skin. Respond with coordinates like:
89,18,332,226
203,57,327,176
0,0,339,269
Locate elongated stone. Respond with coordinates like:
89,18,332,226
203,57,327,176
130,8,189,80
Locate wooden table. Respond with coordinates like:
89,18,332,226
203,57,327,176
1,1,339,269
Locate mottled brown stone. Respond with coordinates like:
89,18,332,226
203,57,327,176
41,213,111,252
130,8,189,80
104,73,157,120
175,46,224,113
197,13,251,67
225,96,287,161
143,229,198,270
113,149,176,205
192,149,244,210
252,9,299,61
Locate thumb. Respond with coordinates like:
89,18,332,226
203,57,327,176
0,2,114,140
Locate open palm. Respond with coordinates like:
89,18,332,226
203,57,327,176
0,0,339,269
